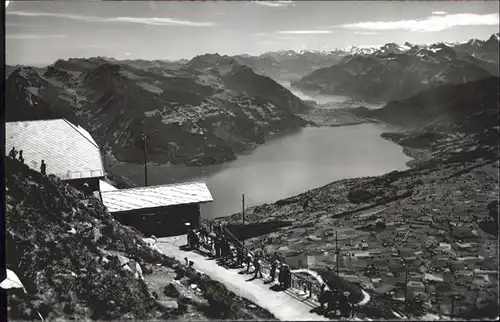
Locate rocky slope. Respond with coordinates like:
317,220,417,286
5,55,310,167
4,157,276,321
216,78,499,318
292,34,499,102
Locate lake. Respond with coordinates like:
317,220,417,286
112,83,410,220
279,81,385,110
112,124,412,220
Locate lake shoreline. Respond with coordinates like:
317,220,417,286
109,84,413,220
111,123,412,220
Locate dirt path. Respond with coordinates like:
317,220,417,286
156,235,329,321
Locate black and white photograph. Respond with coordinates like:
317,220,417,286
2,0,499,320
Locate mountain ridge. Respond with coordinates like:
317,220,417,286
5,55,311,168
290,34,498,102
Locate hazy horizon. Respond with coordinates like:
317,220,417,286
6,0,499,66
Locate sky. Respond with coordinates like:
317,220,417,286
5,0,500,65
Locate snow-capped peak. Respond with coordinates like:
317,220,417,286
343,45,377,55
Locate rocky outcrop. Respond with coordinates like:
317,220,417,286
4,158,276,320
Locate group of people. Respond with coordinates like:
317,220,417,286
185,222,354,317
319,284,353,317
8,147,46,175
186,222,293,290
8,147,24,165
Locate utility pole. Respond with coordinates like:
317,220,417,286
404,263,409,307
335,231,340,276
451,294,457,317
142,133,148,187
242,194,245,246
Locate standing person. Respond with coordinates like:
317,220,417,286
236,247,244,266
219,238,227,261
278,263,285,288
223,239,232,263
269,260,278,283
339,291,351,317
8,147,17,159
214,235,221,258
200,226,208,244
192,230,200,250
208,231,216,255
82,183,90,198
253,255,263,279
18,150,24,164
245,253,252,273
319,284,329,310
187,228,193,248
283,264,292,290
325,285,337,313
40,160,46,176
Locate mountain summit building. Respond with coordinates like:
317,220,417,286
6,118,214,237
6,119,105,192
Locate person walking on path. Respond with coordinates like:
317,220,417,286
339,291,352,317
223,239,232,263
40,160,47,176
219,238,228,262
187,227,193,248
18,150,24,164
319,284,328,310
245,253,253,273
278,263,284,286
200,226,208,244
253,255,263,279
269,260,278,283
236,247,244,267
192,230,200,250
214,236,221,258
281,264,291,290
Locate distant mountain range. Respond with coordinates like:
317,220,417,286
228,34,498,85
231,47,384,82
5,55,310,167
291,34,499,102
5,34,498,167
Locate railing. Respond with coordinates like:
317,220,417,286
56,169,105,180
200,220,323,304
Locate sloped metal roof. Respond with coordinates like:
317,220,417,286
101,181,213,213
99,180,118,192
6,119,105,180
